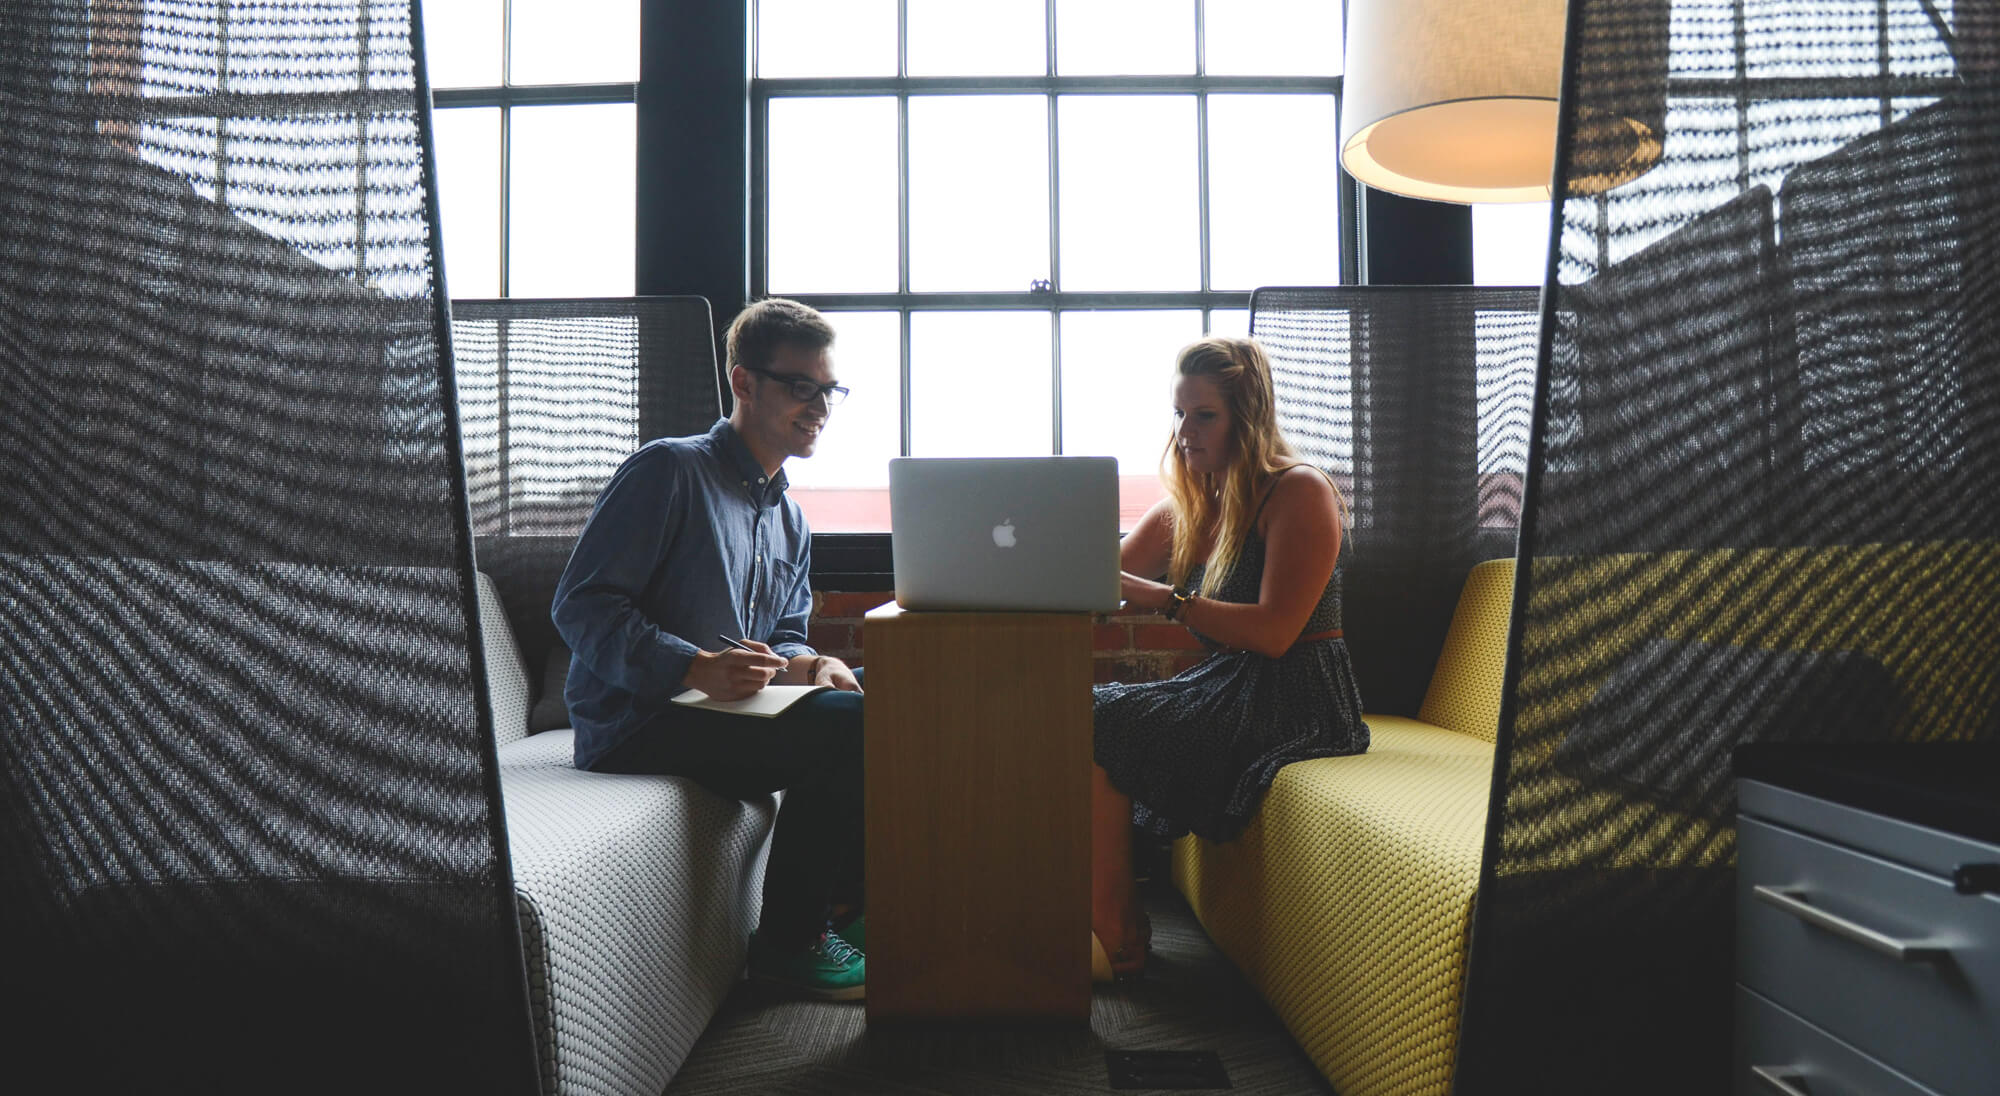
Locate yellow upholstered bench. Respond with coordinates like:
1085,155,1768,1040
1173,558,1514,1096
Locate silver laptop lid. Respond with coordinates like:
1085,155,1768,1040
889,456,1121,612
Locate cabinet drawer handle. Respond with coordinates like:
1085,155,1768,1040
1750,1065,1811,1096
1753,885,1947,962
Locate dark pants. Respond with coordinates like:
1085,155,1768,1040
594,670,865,948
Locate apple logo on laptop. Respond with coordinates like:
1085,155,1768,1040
992,519,1017,548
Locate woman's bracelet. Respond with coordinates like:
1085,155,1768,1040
1162,585,1194,622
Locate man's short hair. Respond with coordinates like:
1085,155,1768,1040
725,297,836,374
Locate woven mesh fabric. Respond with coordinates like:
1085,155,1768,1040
454,297,724,541
1416,559,1516,744
1458,3,2000,1091
0,1,537,1089
457,297,724,718
1173,716,1493,1096
1250,287,1540,718
498,732,778,1096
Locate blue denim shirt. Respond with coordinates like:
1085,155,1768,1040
553,420,815,770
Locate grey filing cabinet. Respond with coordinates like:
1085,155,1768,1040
1735,745,2000,1096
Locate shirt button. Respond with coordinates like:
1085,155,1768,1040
758,476,767,484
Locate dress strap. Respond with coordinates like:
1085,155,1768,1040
1251,463,1337,526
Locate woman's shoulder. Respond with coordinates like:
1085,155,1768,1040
1263,463,1337,508
1252,463,1338,533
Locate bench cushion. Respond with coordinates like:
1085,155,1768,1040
1173,715,1492,1096
500,730,776,1096
1416,559,1515,743
476,570,536,747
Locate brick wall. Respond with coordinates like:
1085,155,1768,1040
810,592,1209,685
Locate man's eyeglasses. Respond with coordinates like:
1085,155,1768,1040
745,365,850,406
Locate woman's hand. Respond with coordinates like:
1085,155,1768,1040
1120,571,1173,615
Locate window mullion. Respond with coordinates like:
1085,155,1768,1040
499,106,512,297
1196,0,1207,76
899,310,913,458
215,3,229,211
357,0,371,282
1197,92,1212,296
898,95,910,296
499,0,513,296
1046,0,1062,456
1196,0,1211,294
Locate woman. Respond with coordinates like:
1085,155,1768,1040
1091,336,1368,980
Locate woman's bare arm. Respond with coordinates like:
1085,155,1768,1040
1119,496,1176,581
1124,467,1340,658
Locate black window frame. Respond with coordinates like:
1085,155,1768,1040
746,0,1366,587
427,0,638,298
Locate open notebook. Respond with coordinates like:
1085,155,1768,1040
670,684,828,718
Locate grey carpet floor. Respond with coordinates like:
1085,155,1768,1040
662,879,1336,1095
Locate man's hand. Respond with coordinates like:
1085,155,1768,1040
813,656,863,694
684,642,787,701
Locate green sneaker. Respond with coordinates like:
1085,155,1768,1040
833,913,865,953
747,930,866,1001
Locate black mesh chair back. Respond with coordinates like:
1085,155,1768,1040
0,1,537,1090
1456,2,2000,1091
1250,286,1540,718
457,295,725,721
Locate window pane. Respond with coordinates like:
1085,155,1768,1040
910,312,1052,457
1888,0,1957,78
140,118,220,202
1209,309,1250,338
421,0,502,88
1056,0,1194,75
224,116,360,275
758,0,897,77
909,0,1046,76
1058,96,1199,290
509,0,638,85
767,97,899,293
909,96,1049,292
1059,311,1201,528
1745,0,1882,80
786,311,901,532
508,103,635,297
1204,0,1343,75
1207,94,1341,290
433,106,502,298
1473,202,1551,286
225,0,358,94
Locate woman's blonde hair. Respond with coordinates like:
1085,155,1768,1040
1163,336,1337,596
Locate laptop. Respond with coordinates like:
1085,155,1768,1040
889,456,1121,612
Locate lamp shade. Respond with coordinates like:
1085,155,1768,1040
1340,0,1664,203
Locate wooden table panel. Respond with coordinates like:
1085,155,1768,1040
863,604,1093,1022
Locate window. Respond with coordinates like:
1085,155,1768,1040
1473,202,1553,287
128,1,437,296
753,0,1348,532
421,0,639,298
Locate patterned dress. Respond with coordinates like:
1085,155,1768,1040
1093,517,1368,842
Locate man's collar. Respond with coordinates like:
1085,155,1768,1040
709,419,790,502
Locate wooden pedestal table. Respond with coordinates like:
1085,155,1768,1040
862,603,1093,1023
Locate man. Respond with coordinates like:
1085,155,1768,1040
552,297,867,1000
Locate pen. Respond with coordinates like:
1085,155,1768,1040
718,635,759,653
